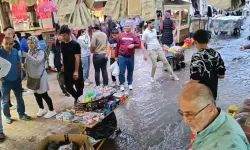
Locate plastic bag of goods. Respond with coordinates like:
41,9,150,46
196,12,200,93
112,63,120,76
238,98,250,113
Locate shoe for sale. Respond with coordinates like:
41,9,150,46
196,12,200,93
37,109,47,117
6,117,12,124
120,85,125,91
0,133,5,142
129,85,133,90
44,110,57,119
150,77,155,83
20,115,32,121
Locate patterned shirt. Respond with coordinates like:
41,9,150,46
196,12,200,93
190,48,226,99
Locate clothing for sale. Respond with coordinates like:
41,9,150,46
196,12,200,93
193,108,250,150
24,49,49,94
91,31,108,55
190,48,226,100
93,53,109,86
142,28,162,51
61,40,83,100
0,49,20,82
148,48,175,78
77,35,91,57
115,32,140,57
34,92,54,111
161,18,174,45
118,55,134,85
0,57,11,79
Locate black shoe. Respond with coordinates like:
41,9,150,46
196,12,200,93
64,92,70,97
20,115,32,121
0,133,6,142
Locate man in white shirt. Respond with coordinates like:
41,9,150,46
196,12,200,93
0,56,11,142
141,19,179,82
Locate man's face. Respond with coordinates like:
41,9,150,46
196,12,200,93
2,38,14,52
4,28,14,38
179,96,213,132
149,22,155,29
112,33,119,39
57,34,62,41
60,33,70,42
124,24,131,33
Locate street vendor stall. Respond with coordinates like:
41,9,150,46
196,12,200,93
163,1,191,44
47,87,129,150
210,16,244,35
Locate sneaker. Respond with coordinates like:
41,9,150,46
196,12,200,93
10,105,17,110
6,117,12,124
84,81,90,86
111,82,116,87
44,110,57,119
129,85,133,90
20,115,32,121
170,75,179,81
150,77,155,83
0,133,5,142
37,109,47,117
120,85,125,91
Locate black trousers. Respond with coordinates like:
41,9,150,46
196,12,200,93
57,71,67,93
64,74,84,100
93,54,109,86
34,92,54,111
110,58,116,82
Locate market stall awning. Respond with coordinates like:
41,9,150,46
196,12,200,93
208,0,245,10
2,0,37,6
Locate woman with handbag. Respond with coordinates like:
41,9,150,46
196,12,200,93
23,36,56,118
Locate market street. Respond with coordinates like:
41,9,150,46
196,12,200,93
1,18,250,150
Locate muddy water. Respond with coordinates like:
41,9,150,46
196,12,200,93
101,19,250,150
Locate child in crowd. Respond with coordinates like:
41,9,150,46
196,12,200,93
0,37,31,124
190,29,226,100
107,29,120,87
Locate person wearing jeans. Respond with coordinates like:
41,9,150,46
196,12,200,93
0,37,32,124
141,19,179,82
77,29,91,86
115,21,142,91
91,25,109,87
0,57,11,142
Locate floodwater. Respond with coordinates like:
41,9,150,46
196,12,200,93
101,18,250,150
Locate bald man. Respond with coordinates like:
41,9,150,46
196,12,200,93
179,82,250,150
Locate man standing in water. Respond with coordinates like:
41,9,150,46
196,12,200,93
59,26,84,103
141,19,179,82
115,21,142,91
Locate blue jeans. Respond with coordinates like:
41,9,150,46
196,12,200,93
81,56,90,81
118,55,134,85
0,78,25,118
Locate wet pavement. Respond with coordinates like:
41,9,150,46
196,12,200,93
2,18,250,150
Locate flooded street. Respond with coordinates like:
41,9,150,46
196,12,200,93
2,19,250,150
101,18,250,150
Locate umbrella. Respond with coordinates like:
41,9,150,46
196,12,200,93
39,1,57,13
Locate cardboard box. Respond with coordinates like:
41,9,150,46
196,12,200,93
37,134,94,150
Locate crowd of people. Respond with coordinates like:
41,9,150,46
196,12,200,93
1,11,250,149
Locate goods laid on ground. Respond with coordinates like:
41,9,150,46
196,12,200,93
210,16,244,36
51,88,128,150
55,0,93,29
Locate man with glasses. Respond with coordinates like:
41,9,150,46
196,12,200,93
179,82,250,150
